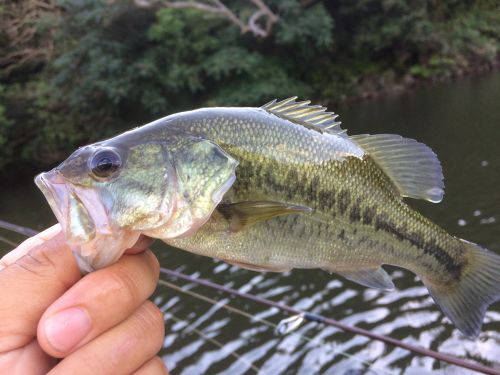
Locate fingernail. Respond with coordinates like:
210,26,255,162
44,307,91,352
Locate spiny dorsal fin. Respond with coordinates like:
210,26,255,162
351,134,444,203
261,97,346,136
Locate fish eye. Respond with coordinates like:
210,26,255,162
89,149,121,179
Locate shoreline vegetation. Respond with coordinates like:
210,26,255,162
1,0,499,176
342,59,499,102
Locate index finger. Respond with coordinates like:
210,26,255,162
0,226,81,352
0,224,62,271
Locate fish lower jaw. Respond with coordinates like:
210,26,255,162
70,230,141,272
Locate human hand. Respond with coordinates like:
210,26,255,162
0,225,167,374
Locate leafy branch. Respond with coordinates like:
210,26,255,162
0,0,60,77
133,0,278,38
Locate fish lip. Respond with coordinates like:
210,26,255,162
34,170,63,193
35,170,69,227
35,171,110,241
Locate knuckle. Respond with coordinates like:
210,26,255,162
28,246,57,267
136,357,168,375
133,302,165,343
109,265,142,306
141,301,165,330
9,240,78,291
151,357,169,374
144,251,160,280
13,246,57,279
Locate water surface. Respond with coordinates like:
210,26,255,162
1,72,500,374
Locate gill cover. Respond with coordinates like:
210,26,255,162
144,137,238,239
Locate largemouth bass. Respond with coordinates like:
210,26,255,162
35,97,500,338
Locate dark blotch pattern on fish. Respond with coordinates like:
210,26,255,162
285,170,299,199
337,189,351,215
338,229,346,241
264,168,275,191
306,176,320,202
374,213,463,278
362,207,376,225
349,198,362,223
318,190,335,212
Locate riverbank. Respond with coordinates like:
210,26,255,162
343,59,500,103
1,1,499,176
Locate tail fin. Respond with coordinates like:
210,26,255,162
423,239,500,338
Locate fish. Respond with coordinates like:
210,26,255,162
35,97,500,338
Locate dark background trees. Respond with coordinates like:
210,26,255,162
1,0,499,174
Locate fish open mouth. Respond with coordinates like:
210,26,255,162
35,171,72,229
35,170,140,272
35,170,114,243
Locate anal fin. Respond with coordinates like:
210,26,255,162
224,259,291,273
334,266,395,291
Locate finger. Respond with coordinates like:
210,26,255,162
0,339,57,375
38,250,159,357
125,235,156,255
132,356,169,375
0,226,80,352
0,224,60,270
49,301,165,375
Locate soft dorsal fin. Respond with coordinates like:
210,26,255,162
261,97,346,136
351,134,444,203
218,201,312,232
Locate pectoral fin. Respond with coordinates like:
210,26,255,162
218,201,312,232
334,266,395,291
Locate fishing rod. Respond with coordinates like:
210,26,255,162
158,279,394,375
162,301,262,374
0,219,38,237
159,267,500,375
0,234,17,247
1,219,499,375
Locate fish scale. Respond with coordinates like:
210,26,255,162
36,98,500,338
165,109,461,279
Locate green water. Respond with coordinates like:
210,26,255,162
1,72,500,374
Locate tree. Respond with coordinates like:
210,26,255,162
0,0,498,174
0,0,60,78
134,0,278,38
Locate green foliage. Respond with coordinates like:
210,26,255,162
0,0,498,173
274,1,334,51
0,85,13,170
329,0,500,82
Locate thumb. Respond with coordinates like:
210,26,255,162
0,225,81,352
